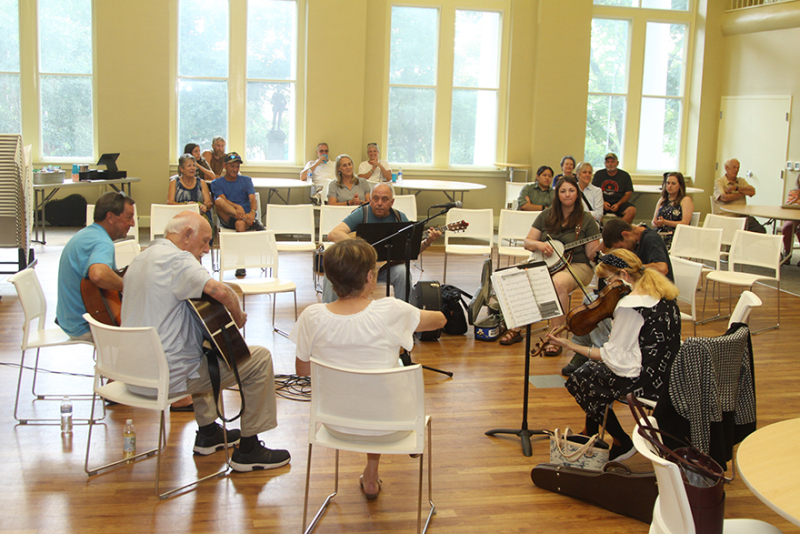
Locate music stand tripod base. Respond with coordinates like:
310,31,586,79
484,323,548,457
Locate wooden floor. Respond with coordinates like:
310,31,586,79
1,235,799,533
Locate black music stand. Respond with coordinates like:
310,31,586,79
357,222,423,298
485,260,561,456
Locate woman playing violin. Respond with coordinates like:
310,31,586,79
546,249,681,461
522,176,600,356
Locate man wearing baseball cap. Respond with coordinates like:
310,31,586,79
211,152,264,277
592,152,636,224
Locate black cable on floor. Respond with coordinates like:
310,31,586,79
274,374,311,401
0,361,93,378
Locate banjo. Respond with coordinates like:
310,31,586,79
528,234,602,274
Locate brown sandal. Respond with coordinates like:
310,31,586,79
542,342,563,357
499,328,523,345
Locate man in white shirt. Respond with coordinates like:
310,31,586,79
713,158,765,233
300,142,336,204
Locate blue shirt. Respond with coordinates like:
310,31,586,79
56,224,116,337
210,175,255,213
341,205,409,232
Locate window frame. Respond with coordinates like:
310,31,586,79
383,0,511,171
14,0,98,163
587,3,695,174
169,0,306,169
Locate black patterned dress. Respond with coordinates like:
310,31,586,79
565,298,682,424
654,201,683,249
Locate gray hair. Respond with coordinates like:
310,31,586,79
575,161,593,176
212,136,226,145
178,153,196,170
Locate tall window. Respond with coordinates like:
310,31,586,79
585,18,630,167
38,0,93,159
177,0,229,154
177,0,297,162
450,10,500,166
0,0,21,135
637,22,687,171
585,1,692,171
387,3,506,167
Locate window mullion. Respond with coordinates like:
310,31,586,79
19,0,39,159
434,6,454,168
624,15,646,172
228,0,246,155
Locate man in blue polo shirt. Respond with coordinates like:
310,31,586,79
323,183,441,303
56,191,136,340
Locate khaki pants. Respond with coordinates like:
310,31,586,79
181,345,277,438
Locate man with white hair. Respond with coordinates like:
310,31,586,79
713,158,765,233
121,211,290,472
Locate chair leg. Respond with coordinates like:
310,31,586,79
303,447,339,534
443,252,448,284
420,417,435,534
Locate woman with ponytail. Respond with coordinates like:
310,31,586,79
545,248,681,460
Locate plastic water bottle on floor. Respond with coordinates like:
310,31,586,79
397,167,403,185
60,396,73,434
123,419,136,463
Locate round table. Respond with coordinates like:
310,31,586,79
721,204,800,222
495,162,531,182
251,178,313,204
398,179,487,204
737,417,800,526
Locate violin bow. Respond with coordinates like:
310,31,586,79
545,236,592,302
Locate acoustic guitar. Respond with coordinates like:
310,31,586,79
80,267,126,326
188,287,251,371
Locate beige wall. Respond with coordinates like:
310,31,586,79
39,0,800,226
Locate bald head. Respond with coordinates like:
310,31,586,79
165,211,213,260
370,183,395,218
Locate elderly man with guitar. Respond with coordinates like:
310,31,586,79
121,210,290,472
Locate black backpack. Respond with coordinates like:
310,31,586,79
44,194,87,227
440,284,471,336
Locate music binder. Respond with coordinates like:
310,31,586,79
491,261,563,329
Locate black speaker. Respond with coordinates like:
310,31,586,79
410,281,442,341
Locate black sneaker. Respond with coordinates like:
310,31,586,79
235,268,246,278
193,423,241,456
250,219,265,232
230,441,291,472
561,353,589,376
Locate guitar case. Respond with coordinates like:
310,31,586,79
410,281,442,341
531,462,658,524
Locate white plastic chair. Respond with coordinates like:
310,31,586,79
497,209,538,266
87,203,139,244
265,204,316,253
322,179,335,203
82,314,230,499
728,290,762,329
393,194,418,222
114,240,141,268
670,225,723,271
670,255,704,336
690,212,700,226
703,230,782,334
443,208,494,284
302,357,433,534
505,181,526,210
318,205,354,249
7,268,101,424
633,417,783,534
704,214,747,262
150,203,199,242
218,230,297,335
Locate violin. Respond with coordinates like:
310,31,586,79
530,279,631,357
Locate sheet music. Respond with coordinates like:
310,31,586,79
491,262,563,329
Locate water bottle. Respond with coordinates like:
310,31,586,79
397,167,403,184
60,396,73,434
71,164,79,182
123,419,136,463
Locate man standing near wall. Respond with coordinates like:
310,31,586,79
713,158,765,233
203,136,227,179
592,153,636,224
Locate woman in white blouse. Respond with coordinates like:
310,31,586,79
575,161,604,224
291,238,445,500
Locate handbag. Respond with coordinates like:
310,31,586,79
531,461,658,524
628,393,727,534
548,427,610,471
